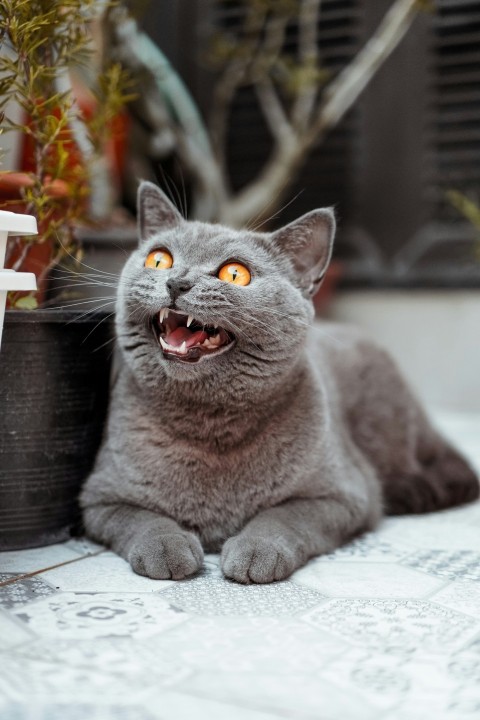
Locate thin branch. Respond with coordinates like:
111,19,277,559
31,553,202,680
209,4,267,170
104,6,226,220
210,5,292,188
292,0,322,130
10,238,32,272
306,0,419,142
299,0,322,65
209,57,249,170
105,6,213,158
254,78,295,144
250,10,290,82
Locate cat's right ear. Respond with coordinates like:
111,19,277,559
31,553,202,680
272,208,335,297
137,181,184,243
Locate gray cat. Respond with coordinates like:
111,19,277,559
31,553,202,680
80,181,479,583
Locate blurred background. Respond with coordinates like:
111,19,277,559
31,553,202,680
2,0,479,412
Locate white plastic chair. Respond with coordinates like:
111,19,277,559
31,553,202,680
0,210,38,348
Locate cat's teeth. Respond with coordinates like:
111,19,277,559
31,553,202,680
202,336,221,350
160,308,169,323
186,315,193,328
160,336,188,355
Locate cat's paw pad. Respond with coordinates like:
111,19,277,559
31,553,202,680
128,528,204,580
221,535,297,584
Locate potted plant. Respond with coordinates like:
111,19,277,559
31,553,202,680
0,0,132,550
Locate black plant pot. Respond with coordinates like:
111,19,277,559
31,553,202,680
0,309,114,550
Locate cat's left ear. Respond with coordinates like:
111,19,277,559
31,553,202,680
137,181,184,243
272,208,335,296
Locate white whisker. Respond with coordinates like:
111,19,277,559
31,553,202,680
81,310,117,345
46,297,117,311
64,299,117,324
246,189,305,233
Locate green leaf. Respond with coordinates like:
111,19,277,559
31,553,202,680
14,295,38,310
446,190,480,231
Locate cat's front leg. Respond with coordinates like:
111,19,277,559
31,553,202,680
82,503,204,580
221,494,379,584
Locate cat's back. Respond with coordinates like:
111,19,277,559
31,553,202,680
307,321,416,418
309,320,368,357
307,320,433,475
308,320,379,388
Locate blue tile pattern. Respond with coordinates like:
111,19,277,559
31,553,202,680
0,573,57,609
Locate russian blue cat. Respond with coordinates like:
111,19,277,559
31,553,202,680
80,182,479,583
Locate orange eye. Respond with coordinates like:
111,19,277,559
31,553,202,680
145,249,173,270
218,262,251,286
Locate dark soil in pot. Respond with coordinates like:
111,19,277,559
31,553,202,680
0,308,114,550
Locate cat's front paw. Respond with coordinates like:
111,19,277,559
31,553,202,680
221,534,299,584
128,527,204,580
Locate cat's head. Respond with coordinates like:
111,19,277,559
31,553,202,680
116,182,335,386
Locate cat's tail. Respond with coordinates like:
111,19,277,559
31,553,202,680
384,438,479,516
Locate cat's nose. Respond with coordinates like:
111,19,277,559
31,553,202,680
166,277,193,300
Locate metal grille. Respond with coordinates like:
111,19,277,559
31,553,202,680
390,0,480,284
433,0,480,215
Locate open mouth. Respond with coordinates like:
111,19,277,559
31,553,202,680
153,308,235,363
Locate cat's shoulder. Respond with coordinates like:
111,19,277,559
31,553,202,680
309,321,375,351
308,321,393,369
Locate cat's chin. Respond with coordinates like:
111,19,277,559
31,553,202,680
152,308,236,364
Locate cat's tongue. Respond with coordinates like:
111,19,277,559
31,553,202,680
166,326,208,348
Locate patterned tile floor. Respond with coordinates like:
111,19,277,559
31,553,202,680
0,410,479,720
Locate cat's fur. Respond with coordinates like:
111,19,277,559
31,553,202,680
80,182,479,583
